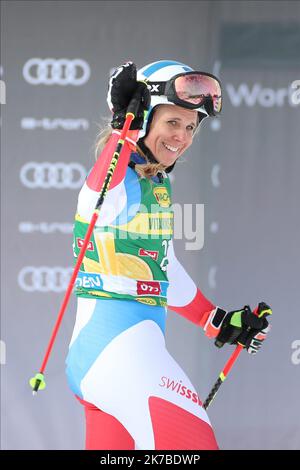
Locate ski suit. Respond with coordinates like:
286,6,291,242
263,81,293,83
66,130,218,450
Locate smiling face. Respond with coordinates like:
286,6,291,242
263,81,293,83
143,104,199,167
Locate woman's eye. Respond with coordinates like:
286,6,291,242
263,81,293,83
168,120,177,126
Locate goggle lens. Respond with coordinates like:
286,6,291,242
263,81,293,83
174,73,222,113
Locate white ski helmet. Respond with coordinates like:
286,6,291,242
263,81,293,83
137,60,213,139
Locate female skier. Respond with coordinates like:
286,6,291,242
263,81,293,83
66,60,270,450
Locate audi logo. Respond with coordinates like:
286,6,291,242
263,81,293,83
20,162,86,189
18,266,73,292
23,58,90,85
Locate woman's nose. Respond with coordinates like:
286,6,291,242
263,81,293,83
173,128,187,143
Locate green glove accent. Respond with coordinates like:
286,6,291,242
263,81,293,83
229,311,243,328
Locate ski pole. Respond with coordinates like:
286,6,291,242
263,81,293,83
203,302,272,410
29,89,143,395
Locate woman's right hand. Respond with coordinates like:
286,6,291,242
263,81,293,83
107,61,150,130
107,61,138,111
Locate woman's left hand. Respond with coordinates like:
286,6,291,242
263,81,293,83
203,303,272,354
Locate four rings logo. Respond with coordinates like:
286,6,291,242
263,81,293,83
20,162,86,189
23,58,90,86
18,266,73,292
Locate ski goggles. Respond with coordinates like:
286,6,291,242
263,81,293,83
147,71,222,116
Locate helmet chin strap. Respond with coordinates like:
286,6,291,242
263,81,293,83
137,138,176,173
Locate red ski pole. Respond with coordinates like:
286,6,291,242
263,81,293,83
29,90,143,395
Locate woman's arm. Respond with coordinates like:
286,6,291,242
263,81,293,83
167,240,216,327
77,130,138,225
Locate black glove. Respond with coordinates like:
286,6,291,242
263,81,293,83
214,304,271,354
107,61,150,130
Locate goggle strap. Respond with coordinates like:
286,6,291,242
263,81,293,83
146,81,166,96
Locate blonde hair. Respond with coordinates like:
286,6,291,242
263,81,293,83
94,122,169,179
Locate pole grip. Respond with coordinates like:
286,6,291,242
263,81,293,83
238,302,272,346
126,82,146,117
